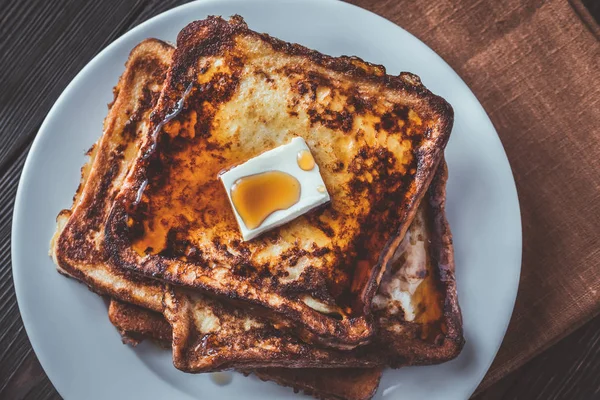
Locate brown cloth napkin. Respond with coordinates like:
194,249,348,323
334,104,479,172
348,0,600,392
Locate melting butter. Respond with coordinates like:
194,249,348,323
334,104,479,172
231,171,301,229
219,137,330,241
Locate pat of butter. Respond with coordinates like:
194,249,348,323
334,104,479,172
219,137,330,241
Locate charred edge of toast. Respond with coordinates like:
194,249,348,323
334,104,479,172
57,247,165,313
249,368,383,400
174,15,453,114
362,141,448,320
52,39,173,312
382,161,464,367
422,160,464,362
104,15,454,348
108,299,171,347
56,37,172,258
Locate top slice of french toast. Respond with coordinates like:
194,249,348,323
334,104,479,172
106,15,453,348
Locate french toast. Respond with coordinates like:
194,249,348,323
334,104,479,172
108,300,171,346
371,162,463,366
49,37,459,373
161,162,462,372
105,15,454,348
50,38,377,372
163,287,378,371
106,161,461,397
51,39,173,312
51,26,462,399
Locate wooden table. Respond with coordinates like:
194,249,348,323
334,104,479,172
1,0,598,399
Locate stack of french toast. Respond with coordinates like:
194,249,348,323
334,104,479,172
50,15,463,400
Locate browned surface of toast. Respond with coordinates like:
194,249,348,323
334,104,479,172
104,167,462,392
49,37,380,373
51,39,174,312
108,299,171,346
105,163,461,391
106,15,454,348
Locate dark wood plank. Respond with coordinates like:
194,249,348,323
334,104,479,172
0,351,56,400
0,148,44,399
582,0,600,22
23,379,58,400
0,0,184,174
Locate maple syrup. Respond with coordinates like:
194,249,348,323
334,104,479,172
230,171,301,229
297,149,315,171
143,82,194,160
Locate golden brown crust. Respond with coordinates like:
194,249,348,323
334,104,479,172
108,299,171,347
106,15,453,348
420,161,464,363
51,23,461,384
373,161,464,366
50,39,174,312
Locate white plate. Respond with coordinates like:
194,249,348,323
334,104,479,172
12,0,522,399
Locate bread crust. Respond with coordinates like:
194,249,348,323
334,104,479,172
51,39,174,312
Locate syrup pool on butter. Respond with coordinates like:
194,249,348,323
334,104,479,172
219,137,330,241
